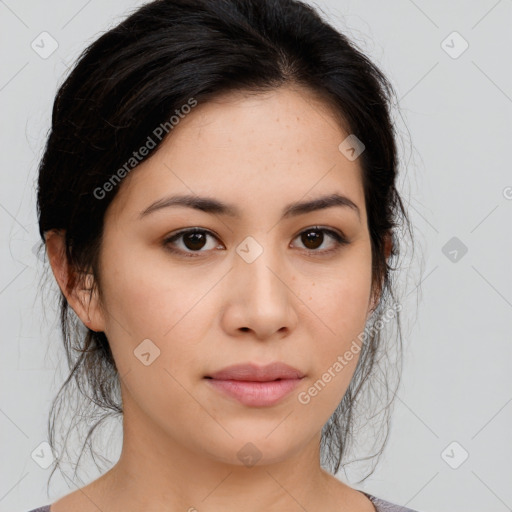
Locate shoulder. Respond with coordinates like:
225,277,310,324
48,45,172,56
25,506,51,512
361,491,422,512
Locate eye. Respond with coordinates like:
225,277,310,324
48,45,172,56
291,226,349,255
162,226,349,258
163,228,223,257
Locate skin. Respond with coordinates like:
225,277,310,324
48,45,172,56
46,84,390,512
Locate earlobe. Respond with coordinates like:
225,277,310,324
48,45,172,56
77,273,106,333
45,229,106,333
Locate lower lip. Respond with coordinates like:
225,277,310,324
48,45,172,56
206,378,302,407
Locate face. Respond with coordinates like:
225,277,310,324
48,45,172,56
66,85,376,467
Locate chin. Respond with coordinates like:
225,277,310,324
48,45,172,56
200,429,309,468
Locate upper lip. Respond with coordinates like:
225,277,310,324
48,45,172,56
206,362,305,381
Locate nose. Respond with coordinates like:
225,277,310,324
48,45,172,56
220,240,299,340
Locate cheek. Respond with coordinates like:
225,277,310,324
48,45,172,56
305,249,373,340
99,241,200,336
98,244,221,398
297,251,372,406
97,250,212,430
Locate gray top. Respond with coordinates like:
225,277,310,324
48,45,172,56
26,492,420,512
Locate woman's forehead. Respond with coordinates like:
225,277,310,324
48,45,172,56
106,87,364,216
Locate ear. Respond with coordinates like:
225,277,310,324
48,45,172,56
367,232,393,315
45,229,106,333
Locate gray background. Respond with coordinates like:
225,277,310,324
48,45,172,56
1,1,511,511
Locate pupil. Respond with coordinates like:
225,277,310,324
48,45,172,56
185,232,206,250
303,230,322,249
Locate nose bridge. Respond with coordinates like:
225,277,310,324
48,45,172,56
235,233,285,299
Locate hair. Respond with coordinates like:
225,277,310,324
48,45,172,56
35,0,415,493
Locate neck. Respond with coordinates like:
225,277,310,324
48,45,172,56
86,400,351,511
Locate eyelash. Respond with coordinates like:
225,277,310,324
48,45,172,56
162,226,349,258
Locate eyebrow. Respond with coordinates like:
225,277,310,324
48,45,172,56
138,192,361,221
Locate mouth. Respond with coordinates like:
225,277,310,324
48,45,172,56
204,362,305,407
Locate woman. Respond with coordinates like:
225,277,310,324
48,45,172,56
29,0,419,510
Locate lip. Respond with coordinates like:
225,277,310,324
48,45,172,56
205,362,305,407
207,362,305,381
